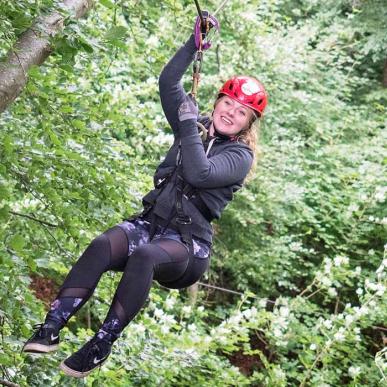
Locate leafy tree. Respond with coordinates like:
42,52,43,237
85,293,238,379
0,0,386,385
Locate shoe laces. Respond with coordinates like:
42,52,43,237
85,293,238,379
79,335,111,363
32,323,46,338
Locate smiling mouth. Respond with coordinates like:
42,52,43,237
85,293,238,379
221,116,233,125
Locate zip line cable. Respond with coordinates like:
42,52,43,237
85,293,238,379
197,282,276,304
213,0,231,16
158,281,277,304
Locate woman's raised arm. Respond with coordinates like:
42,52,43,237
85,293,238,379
158,35,197,136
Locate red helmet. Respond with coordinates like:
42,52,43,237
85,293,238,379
219,76,268,116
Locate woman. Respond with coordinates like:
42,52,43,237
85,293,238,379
22,13,267,378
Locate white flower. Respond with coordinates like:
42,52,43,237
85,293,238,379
375,283,385,296
334,328,346,342
273,327,283,337
345,315,354,326
182,305,192,314
348,204,359,213
324,259,333,273
197,306,205,313
279,306,290,317
203,336,212,344
187,324,197,332
160,325,170,334
355,306,369,317
273,367,286,380
328,287,338,297
374,186,386,202
323,319,333,329
228,312,243,325
154,308,164,318
289,242,302,252
356,288,363,295
165,297,176,310
334,255,349,266
321,277,332,287
355,266,362,274
133,323,146,335
217,326,231,336
348,366,361,378
258,299,267,308
146,35,159,48
161,314,176,325
368,216,375,222
309,343,317,351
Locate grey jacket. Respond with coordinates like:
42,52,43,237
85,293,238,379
142,35,253,243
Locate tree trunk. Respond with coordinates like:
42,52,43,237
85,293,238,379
383,59,387,88
0,0,93,113
188,283,199,305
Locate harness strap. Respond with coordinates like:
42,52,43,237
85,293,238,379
132,127,216,248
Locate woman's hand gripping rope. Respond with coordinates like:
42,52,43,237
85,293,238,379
194,11,220,50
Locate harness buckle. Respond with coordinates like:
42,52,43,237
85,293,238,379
175,215,192,225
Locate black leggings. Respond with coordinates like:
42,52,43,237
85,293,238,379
56,219,209,327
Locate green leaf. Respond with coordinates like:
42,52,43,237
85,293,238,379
9,234,26,251
48,129,61,146
100,0,115,9
0,204,10,220
3,134,13,156
104,26,127,41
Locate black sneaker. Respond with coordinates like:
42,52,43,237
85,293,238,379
23,322,60,353
60,332,115,378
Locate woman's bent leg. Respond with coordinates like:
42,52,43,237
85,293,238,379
60,238,191,377
45,226,130,328
23,223,143,354
101,238,190,334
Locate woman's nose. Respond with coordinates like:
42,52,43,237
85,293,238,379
226,108,235,117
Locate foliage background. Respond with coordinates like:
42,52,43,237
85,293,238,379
0,0,386,385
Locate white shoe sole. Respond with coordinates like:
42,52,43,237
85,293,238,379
59,360,106,378
23,343,59,353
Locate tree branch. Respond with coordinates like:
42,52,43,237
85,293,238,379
0,0,94,113
9,210,58,227
0,379,19,387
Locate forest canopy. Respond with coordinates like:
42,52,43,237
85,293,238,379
0,0,386,385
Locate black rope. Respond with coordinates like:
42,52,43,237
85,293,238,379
193,0,205,26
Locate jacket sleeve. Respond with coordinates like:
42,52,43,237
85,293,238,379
158,35,197,136
178,120,254,189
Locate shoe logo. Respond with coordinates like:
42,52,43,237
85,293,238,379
93,356,107,365
51,333,59,341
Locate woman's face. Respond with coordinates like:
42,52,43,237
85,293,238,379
211,95,255,137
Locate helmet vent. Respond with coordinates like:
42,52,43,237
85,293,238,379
258,99,263,105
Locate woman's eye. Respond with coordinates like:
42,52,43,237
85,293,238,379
224,100,231,105
239,110,246,116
